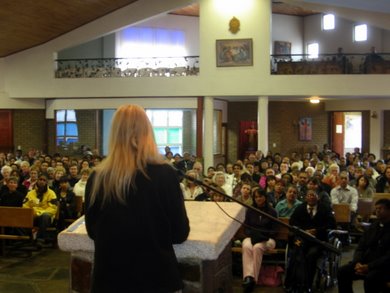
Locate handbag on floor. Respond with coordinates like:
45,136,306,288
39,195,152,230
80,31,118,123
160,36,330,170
257,265,284,287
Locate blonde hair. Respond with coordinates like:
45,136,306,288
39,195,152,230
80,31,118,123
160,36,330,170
90,105,164,206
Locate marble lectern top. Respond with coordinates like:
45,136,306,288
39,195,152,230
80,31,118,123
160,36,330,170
58,201,245,260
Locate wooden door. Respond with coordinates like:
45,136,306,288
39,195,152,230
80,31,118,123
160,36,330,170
331,112,344,157
0,111,13,153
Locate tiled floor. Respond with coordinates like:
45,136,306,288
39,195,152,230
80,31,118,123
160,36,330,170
0,247,70,293
0,243,364,293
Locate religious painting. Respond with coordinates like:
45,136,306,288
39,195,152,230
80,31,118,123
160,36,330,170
274,41,291,60
299,117,312,141
216,39,253,67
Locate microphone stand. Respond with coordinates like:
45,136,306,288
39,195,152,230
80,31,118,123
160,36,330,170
181,171,341,255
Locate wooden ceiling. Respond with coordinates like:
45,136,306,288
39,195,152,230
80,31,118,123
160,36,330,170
0,1,317,58
0,0,138,58
170,2,317,17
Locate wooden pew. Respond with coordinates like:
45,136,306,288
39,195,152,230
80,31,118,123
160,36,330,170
231,217,290,264
0,207,34,256
372,193,390,206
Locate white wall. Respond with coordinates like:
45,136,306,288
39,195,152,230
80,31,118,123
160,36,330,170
1,0,390,103
304,14,385,54
272,14,303,55
129,14,200,56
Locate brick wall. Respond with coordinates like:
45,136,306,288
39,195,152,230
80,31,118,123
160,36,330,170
227,101,329,162
47,110,98,157
269,101,329,156
384,110,390,147
13,109,46,153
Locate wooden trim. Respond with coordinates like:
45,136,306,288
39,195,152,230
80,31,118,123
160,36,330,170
196,97,203,158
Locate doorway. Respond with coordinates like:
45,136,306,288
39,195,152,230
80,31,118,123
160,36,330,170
331,111,364,156
344,112,362,154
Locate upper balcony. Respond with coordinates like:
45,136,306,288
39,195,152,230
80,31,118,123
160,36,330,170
271,53,390,75
55,56,199,78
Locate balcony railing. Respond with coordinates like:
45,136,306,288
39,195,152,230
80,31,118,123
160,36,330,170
55,56,199,78
271,53,390,75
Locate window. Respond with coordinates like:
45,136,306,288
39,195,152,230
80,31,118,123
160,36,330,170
323,14,335,30
307,43,319,59
354,24,367,42
146,110,183,154
116,27,187,69
56,110,78,146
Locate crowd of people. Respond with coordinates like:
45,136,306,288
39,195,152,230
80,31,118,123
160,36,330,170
0,142,389,291
166,144,390,292
0,150,100,245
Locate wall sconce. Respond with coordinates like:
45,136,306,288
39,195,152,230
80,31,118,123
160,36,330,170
371,111,378,119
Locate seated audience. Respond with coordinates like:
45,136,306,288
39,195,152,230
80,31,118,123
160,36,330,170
213,171,233,196
296,171,308,201
330,171,359,214
0,176,25,207
355,175,374,199
267,179,286,207
376,166,390,193
23,174,58,244
285,189,336,291
307,177,331,208
0,165,12,190
275,185,302,218
50,167,66,194
236,182,253,206
180,169,204,200
210,185,227,202
68,164,80,188
56,176,77,231
337,198,390,293
322,163,340,189
264,175,276,193
233,173,254,199
258,168,275,189
23,166,39,191
241,188,277,293
73,168,91,202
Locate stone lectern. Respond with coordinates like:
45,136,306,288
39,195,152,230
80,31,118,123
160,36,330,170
58,201,245,293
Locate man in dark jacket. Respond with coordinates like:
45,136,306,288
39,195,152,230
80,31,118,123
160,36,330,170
285,189,336,291
337,198,390,293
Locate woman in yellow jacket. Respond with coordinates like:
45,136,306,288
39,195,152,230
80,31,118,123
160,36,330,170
23,174,58,243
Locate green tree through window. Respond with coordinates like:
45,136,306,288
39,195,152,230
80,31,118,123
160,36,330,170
146,110,183,154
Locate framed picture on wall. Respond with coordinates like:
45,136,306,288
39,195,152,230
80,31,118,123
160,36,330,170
216,39,253,67
299,117,312,141
274,41,291,60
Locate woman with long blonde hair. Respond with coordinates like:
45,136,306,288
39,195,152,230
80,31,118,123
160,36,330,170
85,104,190,293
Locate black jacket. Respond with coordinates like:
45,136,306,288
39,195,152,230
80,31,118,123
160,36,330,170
0,189,25,207
85,164,190,293
353,220,390,271
289,202,336,242
375,176,390,193
244,205,277,244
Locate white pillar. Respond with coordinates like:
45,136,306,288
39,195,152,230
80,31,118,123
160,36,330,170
370,109,383,159
257,96,269,154
203,96,214,169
